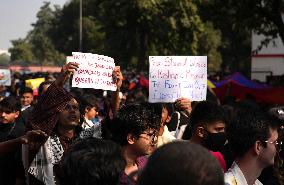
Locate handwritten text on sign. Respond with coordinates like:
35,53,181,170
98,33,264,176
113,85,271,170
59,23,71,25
67,52,117,91
149,56,207,102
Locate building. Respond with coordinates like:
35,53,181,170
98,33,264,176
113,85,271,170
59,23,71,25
251,34,284,82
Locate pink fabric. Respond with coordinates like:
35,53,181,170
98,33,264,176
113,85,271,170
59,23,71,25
119,156,148,185
210,151,227,172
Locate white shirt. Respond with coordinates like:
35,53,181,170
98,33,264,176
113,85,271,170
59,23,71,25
81,118,94,129
21,105,31,111
157,125,176,147
225,162,263,185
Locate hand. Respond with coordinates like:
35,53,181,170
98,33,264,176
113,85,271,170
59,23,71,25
175,97,192,116
113,66,123,90
56,62,79,86
61,62,79,75
20,130,47,144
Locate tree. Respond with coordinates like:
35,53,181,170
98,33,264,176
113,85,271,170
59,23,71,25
30,2,65,66
197,22,222,72
9,39,35,65
51,0,222,71
92,0,208,70
0,53,10,66
199,0,284,75
9,2,65,66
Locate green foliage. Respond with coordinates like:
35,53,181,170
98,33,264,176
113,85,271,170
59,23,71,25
9,2,65,66
199,0,284,75
8,0,284,74
0,53,10,66
50,0,217,71
197,22,222,72
9,39,35,65
30,2,65,66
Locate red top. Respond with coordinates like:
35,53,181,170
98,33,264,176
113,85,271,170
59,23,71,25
210,151,227,172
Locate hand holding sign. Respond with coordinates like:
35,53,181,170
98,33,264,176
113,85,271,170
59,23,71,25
61,62,79,74
113,66,123,90
175,97,192,116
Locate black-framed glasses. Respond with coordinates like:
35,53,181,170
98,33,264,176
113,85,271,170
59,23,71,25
139,132,158,143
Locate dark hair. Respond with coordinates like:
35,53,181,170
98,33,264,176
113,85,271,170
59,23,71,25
79,94,99,115
108,103,161,145
226,108,280,158
162,103,174,117
38,81,53,96
182,101,226,140
19,87,33,96
0,96,21,112
138,141,224,185
59,138,125,185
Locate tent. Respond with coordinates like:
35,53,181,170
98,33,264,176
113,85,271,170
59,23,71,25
211,73,284,105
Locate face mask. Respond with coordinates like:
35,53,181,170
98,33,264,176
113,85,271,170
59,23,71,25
203,130,227,152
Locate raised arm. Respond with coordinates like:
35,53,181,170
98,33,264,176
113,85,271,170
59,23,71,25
174,97,192,117
27,63,78,135
55,62,79,87
110,66,123,117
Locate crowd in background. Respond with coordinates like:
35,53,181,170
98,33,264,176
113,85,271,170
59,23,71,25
0,64,283,185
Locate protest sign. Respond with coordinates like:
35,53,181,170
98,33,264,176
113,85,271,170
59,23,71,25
149,56,207,103
67,52,116,91
0,69,11,86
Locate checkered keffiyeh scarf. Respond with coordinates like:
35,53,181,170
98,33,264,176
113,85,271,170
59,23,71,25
27,135,64,185
23,82,103,185
23,82,72,185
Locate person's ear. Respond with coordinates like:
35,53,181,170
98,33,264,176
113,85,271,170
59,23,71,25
85,106,91,113
14,111,20,119
254,141,264,155
197,126,205,138
127,133,136,145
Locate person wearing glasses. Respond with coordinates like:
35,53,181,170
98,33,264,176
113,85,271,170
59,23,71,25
105,103,161,185
225,108,281,185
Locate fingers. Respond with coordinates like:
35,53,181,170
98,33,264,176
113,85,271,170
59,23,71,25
113,66,123,88
175,97,192,112
62,62,79,74
113,66,123,79
175,97,191,106
28,130,47,137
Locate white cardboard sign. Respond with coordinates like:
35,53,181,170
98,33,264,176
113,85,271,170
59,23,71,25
149,56,207,102
67,52,116,91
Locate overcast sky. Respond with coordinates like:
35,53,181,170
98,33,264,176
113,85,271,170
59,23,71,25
0,0,68,50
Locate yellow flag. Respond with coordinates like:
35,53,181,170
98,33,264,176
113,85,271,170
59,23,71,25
25,78,45,90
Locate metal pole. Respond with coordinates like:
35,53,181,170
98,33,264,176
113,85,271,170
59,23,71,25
79,0,82,52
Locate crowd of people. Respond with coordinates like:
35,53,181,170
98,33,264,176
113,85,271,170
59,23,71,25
0,62,283,185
